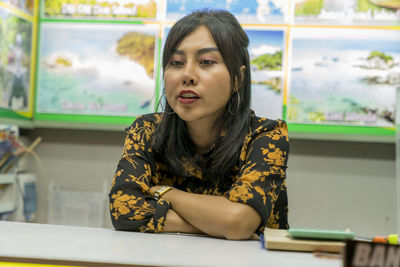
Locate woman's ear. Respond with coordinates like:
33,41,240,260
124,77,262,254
234,65,246,92
240,65,246,82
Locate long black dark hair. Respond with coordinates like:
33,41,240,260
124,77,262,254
152,9,252,188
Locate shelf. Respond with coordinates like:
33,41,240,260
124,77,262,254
33,120,127,132
0,174,17,184
289,131,395,143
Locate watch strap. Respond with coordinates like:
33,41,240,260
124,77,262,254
154,186,173,200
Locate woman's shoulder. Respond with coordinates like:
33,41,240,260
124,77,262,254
250,112,288,133
124,113,163,134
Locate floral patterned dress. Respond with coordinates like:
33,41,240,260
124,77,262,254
109,112,289,234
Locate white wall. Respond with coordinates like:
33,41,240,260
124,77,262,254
287,139,395,237
19,128,396,237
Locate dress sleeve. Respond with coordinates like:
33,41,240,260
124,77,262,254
109,116,170,233
227,120,289,233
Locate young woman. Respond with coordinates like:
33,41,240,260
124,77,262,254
109,9,289,240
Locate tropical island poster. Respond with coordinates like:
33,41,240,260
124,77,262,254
36,22,158,116
288,27,400,127
166,0,287,24
294,0,400,24
247,28,285,120
42,0,157,19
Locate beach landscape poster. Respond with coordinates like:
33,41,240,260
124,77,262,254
42,0,158,19
0,0,35,16
0,7,32,111
247,28,284,120
166,0,287,24
37,22,158,116
288,27,400,127
294,0,400,25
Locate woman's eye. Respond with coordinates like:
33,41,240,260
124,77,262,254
200,60,215,65
169,60,183,66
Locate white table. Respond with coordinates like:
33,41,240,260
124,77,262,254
0,221,341,267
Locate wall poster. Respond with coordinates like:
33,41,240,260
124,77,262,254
287,27,400,127
37,22,158,117
0,6,33,112
42,0,158,20
294,0,400,25
166,0,288,24
246,28,285,120
0,0,35,16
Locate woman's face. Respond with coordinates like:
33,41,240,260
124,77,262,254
164,26,232,127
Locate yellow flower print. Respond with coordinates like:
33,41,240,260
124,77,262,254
240,148,246,161
133,143,139,151
267,180,278,202
155,113,162,123
262,144,285,166
111,169,124,188
156,217,165,233
229,184,254,203
269,165,285,177
182,158,202,179
123,136,134,151
270,131,283,141
130,214,146,221
254,186,267,205
140,218,155,232
241,169,263,183
136,122,155,142
267,208,280,229
123,153,139,169
241,162,256,175
128,164,151,192
268,150,284,166
129,174,150,192
126,124,137,136
128,201,154,222
118,205,130,215
111,191,142,220
118,194,132,202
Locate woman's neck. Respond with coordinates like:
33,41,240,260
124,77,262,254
186,119,221,154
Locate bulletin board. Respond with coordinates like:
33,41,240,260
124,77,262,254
3,0,400,140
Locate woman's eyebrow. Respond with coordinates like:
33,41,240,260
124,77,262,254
197,47,219,55
172,47,219,56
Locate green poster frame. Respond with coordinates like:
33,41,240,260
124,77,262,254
33,8,163,129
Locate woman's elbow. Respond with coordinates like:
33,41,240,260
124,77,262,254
223,207,261,240
224,228,254,240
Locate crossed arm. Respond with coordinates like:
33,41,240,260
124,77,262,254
110,117,289,239
150,186,261,240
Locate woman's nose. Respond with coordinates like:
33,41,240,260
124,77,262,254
182,63,198,86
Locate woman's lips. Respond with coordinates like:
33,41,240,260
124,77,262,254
178,90,199,104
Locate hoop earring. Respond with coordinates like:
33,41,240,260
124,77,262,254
228,91,240,115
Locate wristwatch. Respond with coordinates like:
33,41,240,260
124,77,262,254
153,186,173,200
